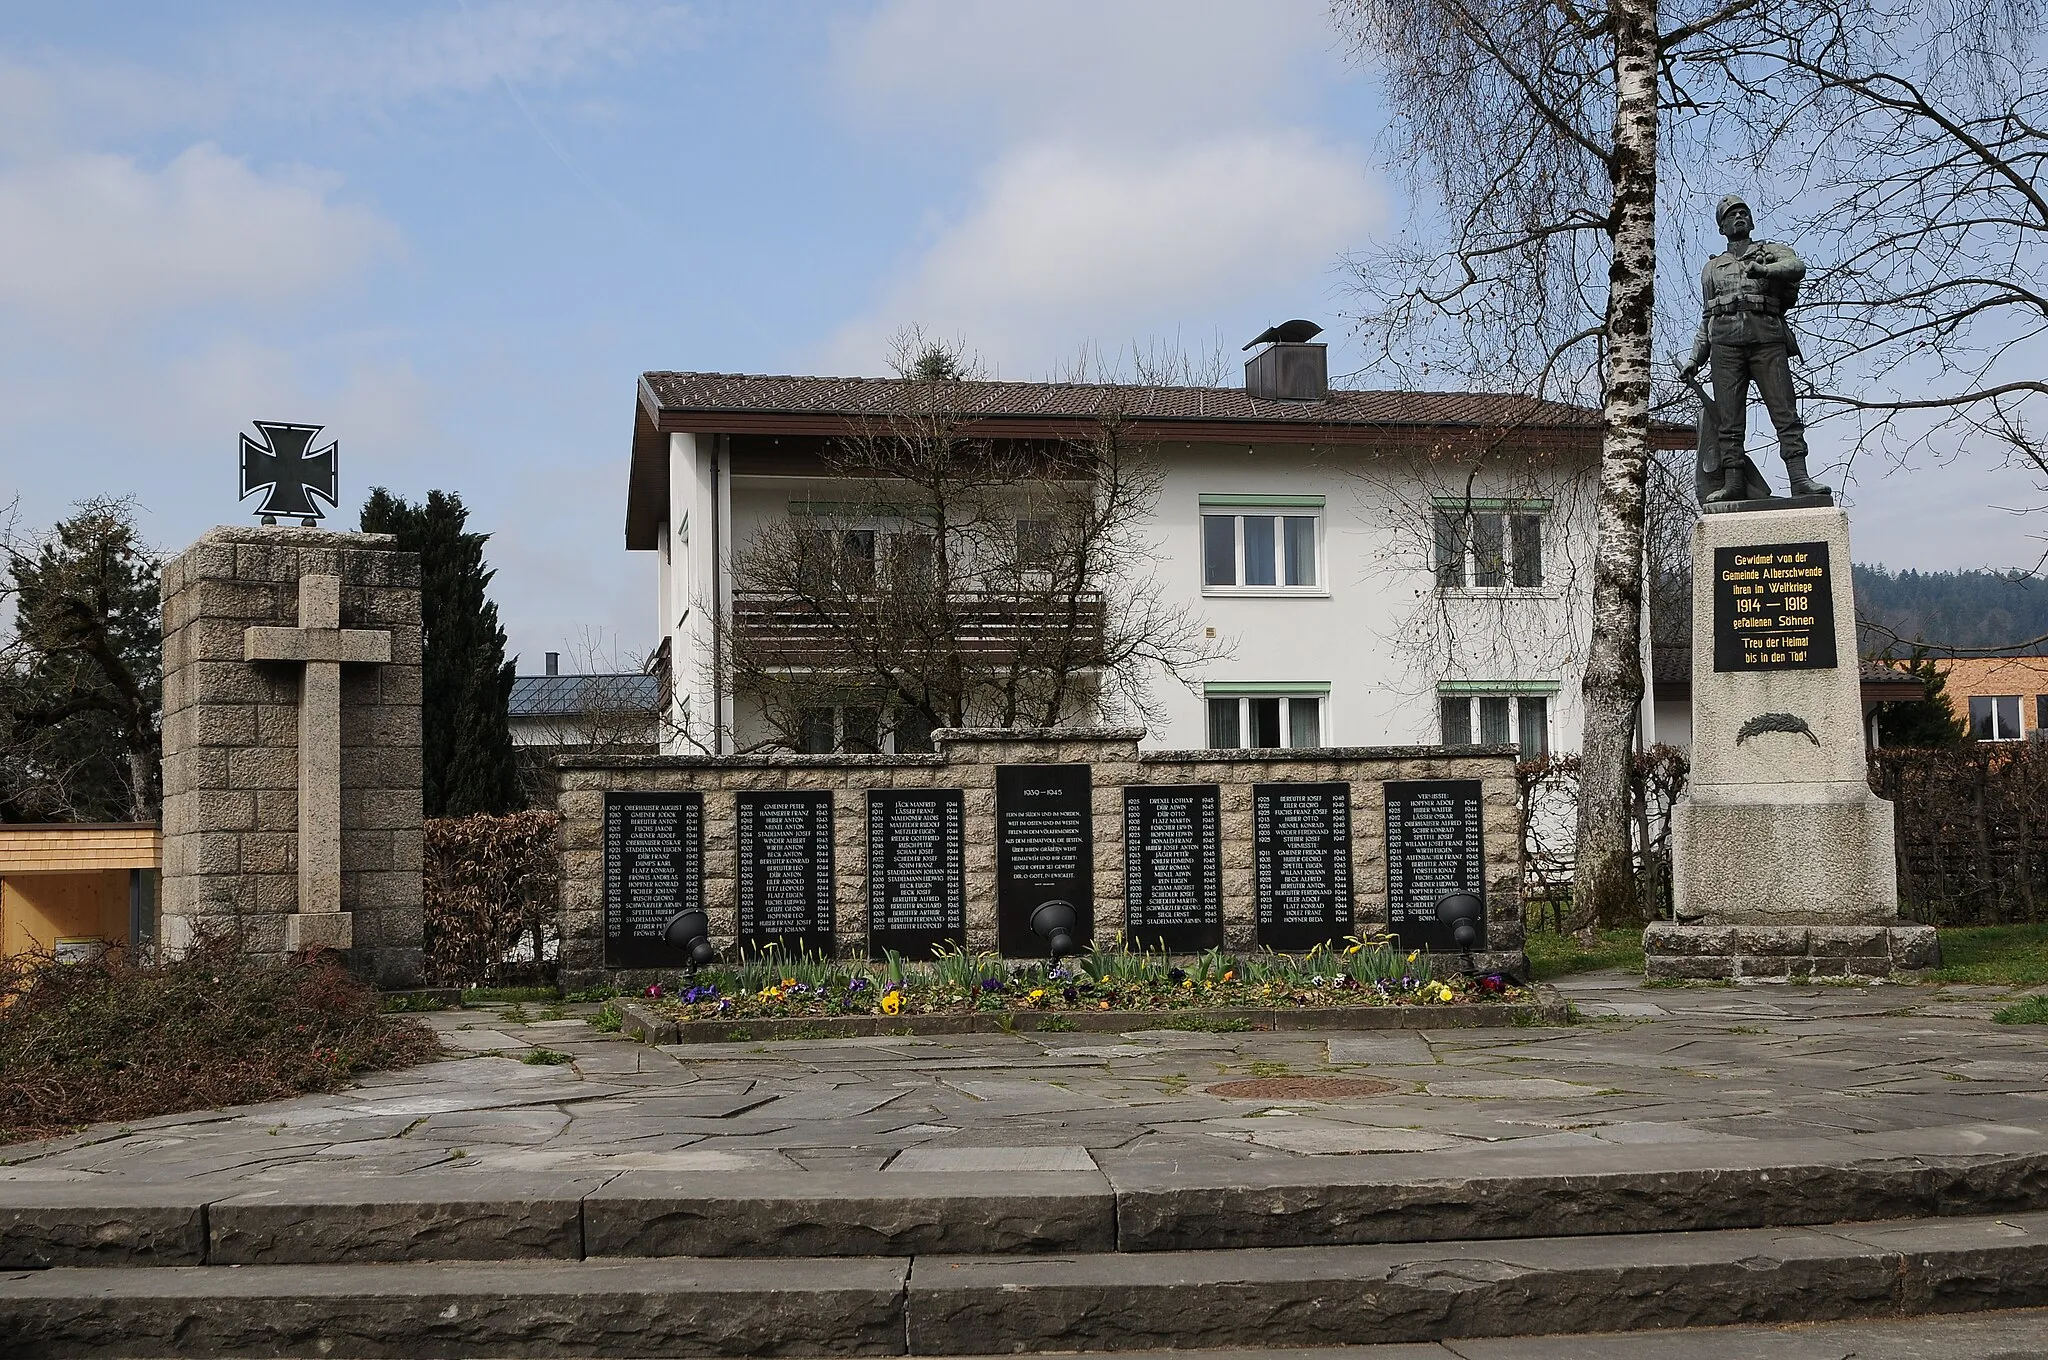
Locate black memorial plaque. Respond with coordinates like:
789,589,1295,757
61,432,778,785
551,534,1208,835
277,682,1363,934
1712,541,1838,672
735,791,835,955
867,788,967,959
1124,784,1223,952
1384,779,1486,952
602,791,704,969
1253,782,1352,951
996,764,1094,957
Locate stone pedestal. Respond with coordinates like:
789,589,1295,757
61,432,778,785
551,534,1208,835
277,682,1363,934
159,527,425,987
1655,506,1936,980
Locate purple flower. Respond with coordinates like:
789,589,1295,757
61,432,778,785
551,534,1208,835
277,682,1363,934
980,977,1005,992
848,977,871,993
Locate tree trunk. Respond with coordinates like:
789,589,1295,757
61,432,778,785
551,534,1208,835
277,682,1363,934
1570,0,1660,933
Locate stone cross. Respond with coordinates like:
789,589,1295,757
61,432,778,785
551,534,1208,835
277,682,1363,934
243,574,392,952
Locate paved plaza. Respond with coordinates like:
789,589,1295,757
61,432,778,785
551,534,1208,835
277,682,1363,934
3,973,2045,1185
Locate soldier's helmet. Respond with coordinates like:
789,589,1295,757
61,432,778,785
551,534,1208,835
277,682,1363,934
1716,195,1751,232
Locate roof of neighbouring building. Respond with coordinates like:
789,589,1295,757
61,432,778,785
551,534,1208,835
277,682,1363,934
508,673,661,719
0,823,161,871
1652,651,1926,704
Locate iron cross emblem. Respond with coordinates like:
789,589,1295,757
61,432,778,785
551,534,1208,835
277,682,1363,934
240,421,339,525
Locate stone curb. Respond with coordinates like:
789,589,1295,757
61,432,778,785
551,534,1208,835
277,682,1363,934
8,1140,2048,1268
5,1211,2048,1356
615,992,1571,1046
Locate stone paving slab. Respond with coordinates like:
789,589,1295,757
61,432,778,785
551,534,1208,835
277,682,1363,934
6,1215,2047,1357
3,973,2045,1263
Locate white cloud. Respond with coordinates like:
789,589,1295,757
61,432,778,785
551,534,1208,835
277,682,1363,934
821,132,1382,375
835,0,1336,143
215,0,697,114
0,143,398,334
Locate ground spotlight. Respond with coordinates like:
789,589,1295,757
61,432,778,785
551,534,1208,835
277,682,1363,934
663,908,718,975
1030,900,1080,963
1435,892,1484,974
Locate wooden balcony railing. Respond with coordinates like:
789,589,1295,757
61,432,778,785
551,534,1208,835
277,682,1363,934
731,590,1106,668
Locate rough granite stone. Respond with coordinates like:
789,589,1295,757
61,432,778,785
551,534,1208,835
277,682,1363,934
159,526,424,987
582,1170,1115,1258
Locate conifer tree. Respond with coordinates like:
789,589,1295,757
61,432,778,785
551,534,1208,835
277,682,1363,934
1872,646,1969,748
360,489,522,816
0,498,163,822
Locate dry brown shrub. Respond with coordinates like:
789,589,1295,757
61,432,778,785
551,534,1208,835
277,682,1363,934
423,809,561,987
0,932,439,1145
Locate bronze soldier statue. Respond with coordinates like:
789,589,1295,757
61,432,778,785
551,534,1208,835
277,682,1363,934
1679,195,1831,505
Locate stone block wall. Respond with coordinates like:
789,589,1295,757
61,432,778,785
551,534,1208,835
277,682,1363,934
553,728,1521,990
160,526,425,986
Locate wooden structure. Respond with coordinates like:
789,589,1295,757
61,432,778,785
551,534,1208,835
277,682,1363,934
0,824,161,961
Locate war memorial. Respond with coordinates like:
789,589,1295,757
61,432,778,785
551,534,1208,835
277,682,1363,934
3,203,2047,1358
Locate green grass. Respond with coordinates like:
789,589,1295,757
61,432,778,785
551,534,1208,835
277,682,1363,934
520,1048,574,1065
1522,927,1645,980
1993,994,2048,1025
1926,925,2048,986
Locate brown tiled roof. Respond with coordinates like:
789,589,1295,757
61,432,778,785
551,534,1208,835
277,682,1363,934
628,370,1694,548
640,371,1618,430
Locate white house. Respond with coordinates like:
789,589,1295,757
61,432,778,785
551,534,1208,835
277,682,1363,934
622,335,1683,757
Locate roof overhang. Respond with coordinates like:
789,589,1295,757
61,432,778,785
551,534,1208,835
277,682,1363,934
626,378,1695,551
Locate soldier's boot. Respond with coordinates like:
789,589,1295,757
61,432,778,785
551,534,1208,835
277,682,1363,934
1784,455,1832,498
1703,464,1751,504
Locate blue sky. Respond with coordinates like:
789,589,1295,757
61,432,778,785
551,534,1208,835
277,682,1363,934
0,0,2038,669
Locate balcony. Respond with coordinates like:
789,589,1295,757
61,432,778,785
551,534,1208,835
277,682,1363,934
731,590,1106,669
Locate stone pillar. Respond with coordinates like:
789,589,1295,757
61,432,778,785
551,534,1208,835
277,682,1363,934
160,527,425,987
1654,506,1936,980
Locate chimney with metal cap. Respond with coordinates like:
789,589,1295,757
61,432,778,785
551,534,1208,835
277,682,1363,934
1243,319,1328,401
545,651,559,676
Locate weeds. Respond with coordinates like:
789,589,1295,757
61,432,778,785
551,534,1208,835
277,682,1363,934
589,1000,626,1034
1994,994,2048,1025
521,1049,574,1066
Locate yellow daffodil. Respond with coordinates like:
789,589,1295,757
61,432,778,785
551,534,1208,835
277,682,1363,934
1407,951,1419,964
880,990,902,1015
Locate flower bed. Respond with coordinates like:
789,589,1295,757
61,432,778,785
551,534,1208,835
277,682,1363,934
642,939,1531,1027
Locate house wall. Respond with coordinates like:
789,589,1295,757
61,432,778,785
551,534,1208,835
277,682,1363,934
1,872,131,959
1933,656,2048,739
656,433,1604,758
